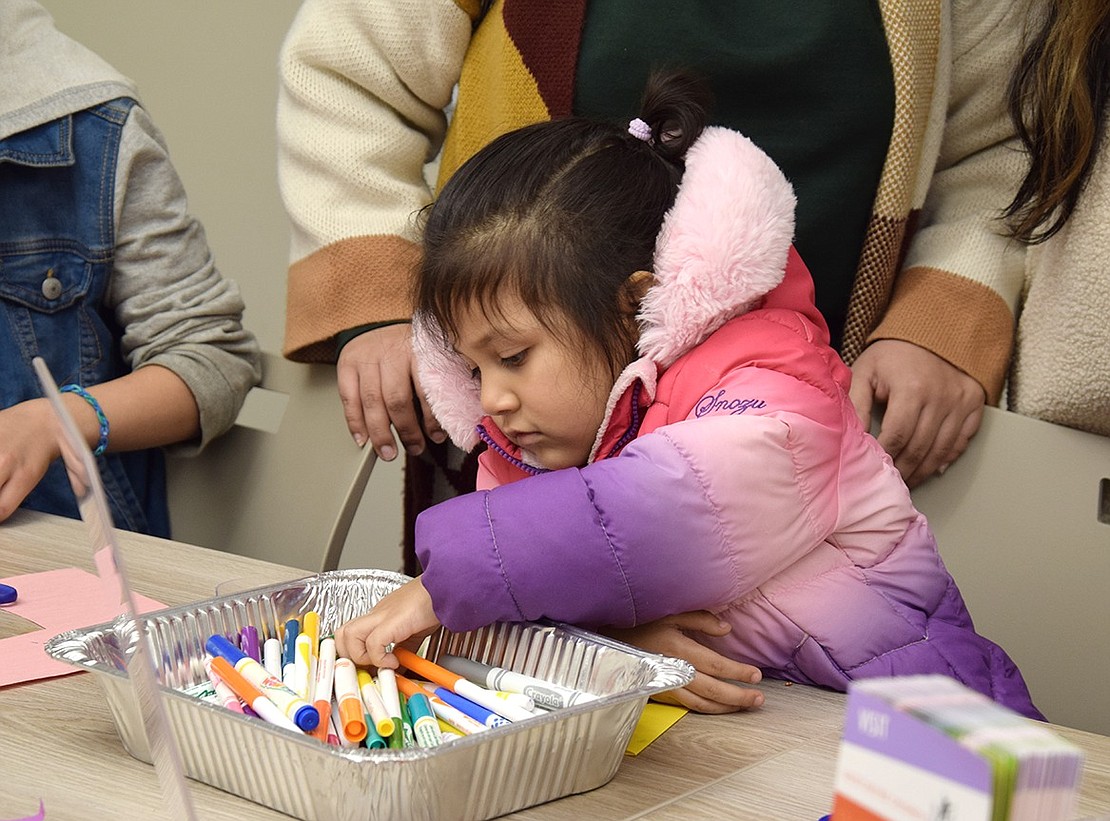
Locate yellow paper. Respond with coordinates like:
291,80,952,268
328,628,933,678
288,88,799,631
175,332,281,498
624,703,688,755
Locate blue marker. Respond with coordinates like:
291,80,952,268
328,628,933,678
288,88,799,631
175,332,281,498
426,683,509,729
282,619,300,667
281,618,300,690
206,634,319,731
0,583,17,605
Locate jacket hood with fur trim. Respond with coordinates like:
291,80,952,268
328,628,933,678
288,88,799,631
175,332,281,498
412,125,798,451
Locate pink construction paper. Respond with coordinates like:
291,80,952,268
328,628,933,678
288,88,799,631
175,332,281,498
0,567,165,687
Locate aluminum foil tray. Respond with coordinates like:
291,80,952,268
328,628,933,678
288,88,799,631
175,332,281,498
45,569,694,820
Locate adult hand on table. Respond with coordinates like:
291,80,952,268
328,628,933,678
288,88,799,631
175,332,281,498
336,324,446,461
849,339,986,488
603,611,765,713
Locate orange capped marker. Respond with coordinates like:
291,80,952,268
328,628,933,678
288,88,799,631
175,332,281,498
332,657,367,742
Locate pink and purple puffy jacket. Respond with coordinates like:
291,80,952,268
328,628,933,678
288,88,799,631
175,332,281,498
411,126,1041,718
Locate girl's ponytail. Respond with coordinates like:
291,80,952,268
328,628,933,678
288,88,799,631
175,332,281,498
628,69,713,164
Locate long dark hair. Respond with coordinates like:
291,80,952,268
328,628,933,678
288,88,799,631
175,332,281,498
1004,0,1110,244
416,69,712,378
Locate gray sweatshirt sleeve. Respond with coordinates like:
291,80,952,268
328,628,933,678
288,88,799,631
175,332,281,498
107,103,262,455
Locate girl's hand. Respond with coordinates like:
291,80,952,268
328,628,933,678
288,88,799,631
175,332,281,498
602,610,765,713
0,400,61,522
334,577,440,669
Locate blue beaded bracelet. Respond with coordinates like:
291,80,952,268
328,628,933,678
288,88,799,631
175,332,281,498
59,384,110,456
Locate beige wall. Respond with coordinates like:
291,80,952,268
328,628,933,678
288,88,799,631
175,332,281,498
43,1,406,572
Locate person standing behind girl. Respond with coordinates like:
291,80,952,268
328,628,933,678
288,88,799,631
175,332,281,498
1002,0,1110,436
334,71,1041,719
279,2,1027,545
0,0,261,536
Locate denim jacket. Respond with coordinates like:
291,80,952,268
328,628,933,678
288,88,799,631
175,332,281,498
0,98,170,536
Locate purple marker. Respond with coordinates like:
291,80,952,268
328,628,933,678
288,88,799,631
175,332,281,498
241,625,261,663
205,634,319,731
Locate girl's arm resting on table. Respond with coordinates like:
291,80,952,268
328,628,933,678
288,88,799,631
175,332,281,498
603,611,766,713
333,585,768,713
417,412,839,634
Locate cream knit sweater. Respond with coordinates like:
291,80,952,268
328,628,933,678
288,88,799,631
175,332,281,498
278,1,1031,407
1007,125,1110,437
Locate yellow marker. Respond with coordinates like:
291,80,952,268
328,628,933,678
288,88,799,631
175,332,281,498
302,611,319,656
302,611,321,698
356,668,395,738
294,632,314,701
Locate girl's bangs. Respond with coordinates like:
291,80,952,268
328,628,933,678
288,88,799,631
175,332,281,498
430,225,562,340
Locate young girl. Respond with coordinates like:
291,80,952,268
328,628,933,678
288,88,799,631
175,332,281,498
335,71,1042,719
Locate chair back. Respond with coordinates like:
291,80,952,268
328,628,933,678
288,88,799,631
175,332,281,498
166,352,375,572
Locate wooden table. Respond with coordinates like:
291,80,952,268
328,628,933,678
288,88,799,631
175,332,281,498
2,508,1109,820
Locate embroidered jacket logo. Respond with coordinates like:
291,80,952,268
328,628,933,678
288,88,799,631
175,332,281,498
694,390,767,417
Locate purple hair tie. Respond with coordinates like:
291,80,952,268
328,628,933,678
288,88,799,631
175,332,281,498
628,117,652,142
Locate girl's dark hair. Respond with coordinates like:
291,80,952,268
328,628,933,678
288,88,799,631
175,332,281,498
1003,1,1110,244
416,69,712,378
